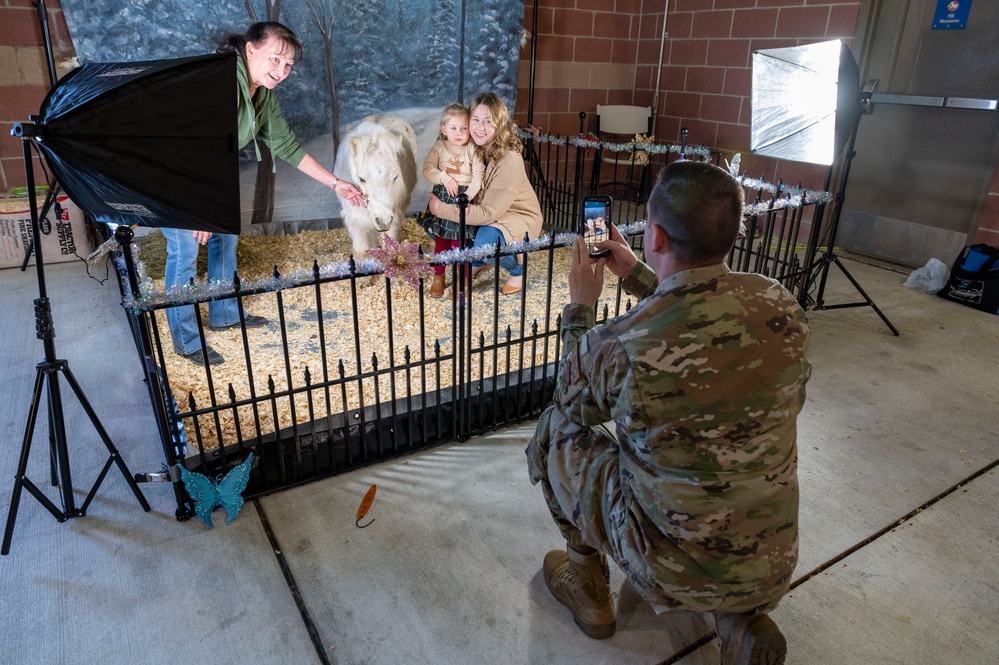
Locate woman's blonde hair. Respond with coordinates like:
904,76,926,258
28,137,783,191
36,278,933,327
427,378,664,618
469,91,522,161
438,103,470,140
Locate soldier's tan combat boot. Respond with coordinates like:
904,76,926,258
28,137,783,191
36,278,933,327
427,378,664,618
543,544,616,639
714,612,786,665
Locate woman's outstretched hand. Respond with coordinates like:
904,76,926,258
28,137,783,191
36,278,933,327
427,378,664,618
297,155,366,207
336,179,366,208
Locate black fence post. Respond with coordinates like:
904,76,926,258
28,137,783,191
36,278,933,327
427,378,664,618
574,111,586,217
456,193,470,441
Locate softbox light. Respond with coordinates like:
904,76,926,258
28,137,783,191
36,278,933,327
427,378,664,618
34,52,239,234
751,40,861,166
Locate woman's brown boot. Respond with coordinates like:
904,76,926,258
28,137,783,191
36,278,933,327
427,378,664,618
429,274,446,298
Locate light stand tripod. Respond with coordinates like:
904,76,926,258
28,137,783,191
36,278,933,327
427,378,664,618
2,123,150,556
798,91,899,336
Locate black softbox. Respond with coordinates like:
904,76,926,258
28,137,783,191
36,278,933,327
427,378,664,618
35,52,239,234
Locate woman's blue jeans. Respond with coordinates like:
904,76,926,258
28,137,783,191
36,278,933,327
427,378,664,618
162,228,241,355
470,225,523,277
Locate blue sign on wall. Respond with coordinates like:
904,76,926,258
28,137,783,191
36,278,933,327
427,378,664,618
932,0,972,29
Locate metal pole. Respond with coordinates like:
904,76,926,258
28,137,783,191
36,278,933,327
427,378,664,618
35,0,58,88
19,1,63,273
456,193,470,439
802,103,899,336
527,0,539,125
650,0,670,137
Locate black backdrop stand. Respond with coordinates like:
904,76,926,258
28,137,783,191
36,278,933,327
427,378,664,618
798,99,900,337
115,225,197,521
2,124,150,556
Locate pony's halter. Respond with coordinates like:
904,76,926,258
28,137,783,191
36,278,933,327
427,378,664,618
352,169,397,232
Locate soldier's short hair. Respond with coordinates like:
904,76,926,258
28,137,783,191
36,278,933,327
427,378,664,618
647,161,744,263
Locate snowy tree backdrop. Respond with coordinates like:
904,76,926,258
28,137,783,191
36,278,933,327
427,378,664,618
58,0,524,228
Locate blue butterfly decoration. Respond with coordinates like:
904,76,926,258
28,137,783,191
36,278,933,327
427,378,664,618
178,453,254,528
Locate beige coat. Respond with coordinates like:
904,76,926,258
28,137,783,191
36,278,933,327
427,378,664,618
422,140,484,201
435,149,542,244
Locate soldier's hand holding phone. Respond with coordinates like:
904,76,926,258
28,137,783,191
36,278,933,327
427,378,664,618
579,195,612,258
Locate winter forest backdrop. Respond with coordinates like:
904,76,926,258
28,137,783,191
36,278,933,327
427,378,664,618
59,0,525,230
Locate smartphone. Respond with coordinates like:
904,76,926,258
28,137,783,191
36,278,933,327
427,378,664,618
580,195,612,258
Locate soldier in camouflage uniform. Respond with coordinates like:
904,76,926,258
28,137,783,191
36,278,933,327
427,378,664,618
526,161,811,664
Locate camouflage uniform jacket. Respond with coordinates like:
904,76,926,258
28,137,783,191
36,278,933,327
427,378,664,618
555,260,811,611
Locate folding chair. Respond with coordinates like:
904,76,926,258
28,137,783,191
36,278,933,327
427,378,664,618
589,105,653,201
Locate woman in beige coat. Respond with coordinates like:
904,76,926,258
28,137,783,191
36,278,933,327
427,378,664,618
429,91,543,295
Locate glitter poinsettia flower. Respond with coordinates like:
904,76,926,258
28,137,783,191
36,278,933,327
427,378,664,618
367,233,434,291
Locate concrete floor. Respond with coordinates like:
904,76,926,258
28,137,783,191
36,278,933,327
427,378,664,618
0,254,996,664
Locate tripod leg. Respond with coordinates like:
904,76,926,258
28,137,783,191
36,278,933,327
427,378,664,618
48,390,59,486
59,365,151,513
3,367,63,555
830,256,899,336
44,363,77,515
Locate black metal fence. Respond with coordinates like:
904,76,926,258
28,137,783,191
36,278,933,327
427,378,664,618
113,130,829,519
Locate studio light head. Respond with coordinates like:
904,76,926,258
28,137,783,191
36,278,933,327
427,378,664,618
751,39,861,166
750,40,898,335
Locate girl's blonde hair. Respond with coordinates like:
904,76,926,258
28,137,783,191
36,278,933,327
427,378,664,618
469,91,522,161
438,103,470,140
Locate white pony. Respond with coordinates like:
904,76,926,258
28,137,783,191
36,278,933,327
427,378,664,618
334,114,419,257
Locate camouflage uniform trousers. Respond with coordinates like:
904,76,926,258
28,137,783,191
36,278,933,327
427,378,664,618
526,404,621,551
526,404,789,615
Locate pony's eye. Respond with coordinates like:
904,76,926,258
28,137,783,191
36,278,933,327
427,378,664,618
392,175,399,182
358,177,366,184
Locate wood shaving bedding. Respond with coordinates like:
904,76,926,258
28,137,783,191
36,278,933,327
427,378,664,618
139,219,583,452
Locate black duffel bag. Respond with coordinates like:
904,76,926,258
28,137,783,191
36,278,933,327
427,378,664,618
938,243,999,315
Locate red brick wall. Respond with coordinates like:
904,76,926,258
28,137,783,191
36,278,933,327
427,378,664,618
0,0,76,193
3,1,997,243
636,0,865,190
516,0,863,191
516,0,647,136
515,0,999,243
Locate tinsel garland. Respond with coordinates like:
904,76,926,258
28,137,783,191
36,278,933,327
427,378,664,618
117,187,827,310
737,175,833,207
117,243,387,313
518,131,833,209
518,128,713,160
429,220,643,266
117,221,649,312
116,179,830,310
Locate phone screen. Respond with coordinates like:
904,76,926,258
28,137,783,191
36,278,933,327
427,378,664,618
581,197,612,257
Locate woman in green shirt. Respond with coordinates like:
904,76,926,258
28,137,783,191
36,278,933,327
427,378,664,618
227,22,364,205
165,22,364,366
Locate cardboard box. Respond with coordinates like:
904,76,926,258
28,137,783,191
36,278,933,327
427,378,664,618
0,194,91,269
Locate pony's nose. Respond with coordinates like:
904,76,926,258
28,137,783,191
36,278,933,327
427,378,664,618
373,217,391,232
